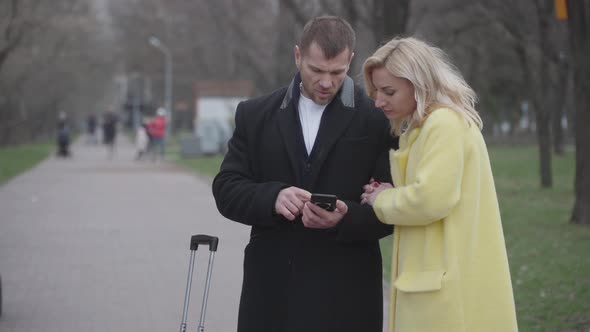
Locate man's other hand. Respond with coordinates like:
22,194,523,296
275,187,312,221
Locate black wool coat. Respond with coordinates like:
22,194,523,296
212,75,397,332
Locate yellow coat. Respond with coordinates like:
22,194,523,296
374,108,518,332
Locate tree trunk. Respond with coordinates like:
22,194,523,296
536,110,553,187
342,2,360,76
552,54,569,156
275,0,300,88
383,0,410,39
372,0,410,44
570,51,590,225
372,0,384,45
535,3,553,187
567,0,590,225
516,40,552,187
552,104,565,156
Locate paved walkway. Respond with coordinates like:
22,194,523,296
0,136,390,332
0,137,250,332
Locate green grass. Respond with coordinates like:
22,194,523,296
0,143,52,185
175,155,223,176
174,145,589,331
163,133,223,176
489,146,590,331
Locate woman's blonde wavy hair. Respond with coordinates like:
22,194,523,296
363,37,482,136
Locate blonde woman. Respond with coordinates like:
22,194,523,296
361,37,518,332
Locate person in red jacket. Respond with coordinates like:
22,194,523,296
147,107,167,160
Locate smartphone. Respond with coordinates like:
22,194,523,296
310,193,338,212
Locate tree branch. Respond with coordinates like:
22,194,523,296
282,0,307,26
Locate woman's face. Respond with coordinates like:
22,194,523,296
371,67,417,121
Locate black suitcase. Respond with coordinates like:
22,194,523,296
179,234,219,332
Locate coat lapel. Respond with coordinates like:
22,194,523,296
277,75,357,189
391,127,420,186
306,77,356,188
277,80,303,185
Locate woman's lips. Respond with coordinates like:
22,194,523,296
382,109,395,117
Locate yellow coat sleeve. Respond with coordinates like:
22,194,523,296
373,110,465,226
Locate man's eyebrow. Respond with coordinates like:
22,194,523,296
308,64,347,73
308,64,323,71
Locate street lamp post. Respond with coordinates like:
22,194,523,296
128,72,141,130
149,36,173,136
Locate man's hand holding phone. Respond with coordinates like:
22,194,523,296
302,193,348,229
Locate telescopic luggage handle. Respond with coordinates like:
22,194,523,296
180,234,219,332
190,234,219,252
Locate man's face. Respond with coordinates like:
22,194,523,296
295,42,353,105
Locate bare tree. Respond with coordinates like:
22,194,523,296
469,0,570,187
1,0,576,155
0,0,121,145
567,0,590,225
532,0,555,187
0,0,40,139
0,0,39,70
380,0,410,41
274,0,307,88
551,49,569,156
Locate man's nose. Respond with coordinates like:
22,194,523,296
319,78,331,89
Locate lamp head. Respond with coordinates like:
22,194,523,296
149,36,161,47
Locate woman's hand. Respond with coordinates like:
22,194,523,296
361,181,393,206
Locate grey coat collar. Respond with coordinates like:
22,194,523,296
279,75,355,110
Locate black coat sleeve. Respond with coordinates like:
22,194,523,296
335,113,398,243
212,103,287,226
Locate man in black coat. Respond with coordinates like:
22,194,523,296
212,16,397,332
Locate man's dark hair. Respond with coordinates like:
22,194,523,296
299,16,355,59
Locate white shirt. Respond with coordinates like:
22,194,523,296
298,93,327,155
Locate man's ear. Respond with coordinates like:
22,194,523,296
349,51,355,65
294,45,301,69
